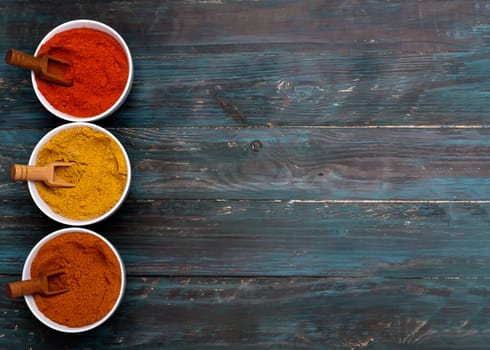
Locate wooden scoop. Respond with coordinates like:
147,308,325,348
11,162,74,188
5,49,73,87
6,269,68,298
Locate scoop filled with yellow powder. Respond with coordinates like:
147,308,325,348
28,123,131,225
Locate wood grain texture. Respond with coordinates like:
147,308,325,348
2,0,490,349
2,1,490,127
1,199,490,279
2,276,490,349
2,127,490,200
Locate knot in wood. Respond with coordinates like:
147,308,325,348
250,140,263,152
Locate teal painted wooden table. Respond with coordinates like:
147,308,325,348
2,1,490,349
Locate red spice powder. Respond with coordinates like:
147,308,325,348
36,28,129,117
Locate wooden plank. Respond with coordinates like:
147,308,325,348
2,1,490,127
2,0,485,49
2,275,490,349
2,127,490,200
5,47,490,128
2,199,490,278
121,48,490,128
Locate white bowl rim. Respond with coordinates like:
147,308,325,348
31,19,134,122
23,227,126,333
27,122,131,226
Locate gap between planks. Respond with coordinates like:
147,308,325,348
283,199,490,204
132,198,490,204
282,124,490,129
18,124,488,132
108,124,490,130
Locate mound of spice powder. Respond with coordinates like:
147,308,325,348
35,27,129,117
35,125,128,220
30,232,122,327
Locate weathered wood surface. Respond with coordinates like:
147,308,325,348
2,127,490,200
2,0,490,349
2,1,490,128
2,276,490,349
2,200,490,279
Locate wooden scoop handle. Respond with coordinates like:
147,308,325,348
11,164,48,182
5,49,42,73
6,279,41,298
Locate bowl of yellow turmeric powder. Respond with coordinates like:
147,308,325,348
22,227,126,332
32,19,134,122
27,122,131,226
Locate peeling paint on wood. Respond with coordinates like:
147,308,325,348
2,0,490,349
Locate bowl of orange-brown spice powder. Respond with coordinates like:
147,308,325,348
22,227,125,332
27,122,131,226
32,19,133,122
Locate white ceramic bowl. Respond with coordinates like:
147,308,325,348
32,19,134,122
27,122,131,226
23,227,126,333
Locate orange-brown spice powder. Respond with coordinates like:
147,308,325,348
30,232,122,327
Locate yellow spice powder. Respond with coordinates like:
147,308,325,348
35,126,128,220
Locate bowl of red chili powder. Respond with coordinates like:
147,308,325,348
32,19,133,122
22,227,126,332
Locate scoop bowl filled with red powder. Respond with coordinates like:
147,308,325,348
22,227,126,333
32,19,134,122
